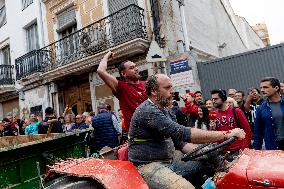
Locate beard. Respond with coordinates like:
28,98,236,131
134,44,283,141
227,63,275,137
156,92,173,108
213,102,223,109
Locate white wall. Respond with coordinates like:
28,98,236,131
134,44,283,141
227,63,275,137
236,16,265,50
182,0,264,58
0,0,46,73
19,85,49,119
0,103,3,120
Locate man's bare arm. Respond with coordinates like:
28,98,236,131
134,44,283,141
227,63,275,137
190,128,245,144
244,93,253,112
97,51,118,93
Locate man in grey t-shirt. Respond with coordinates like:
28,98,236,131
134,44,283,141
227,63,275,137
128,74,246,188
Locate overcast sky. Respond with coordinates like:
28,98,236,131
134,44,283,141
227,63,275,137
229,0,284,45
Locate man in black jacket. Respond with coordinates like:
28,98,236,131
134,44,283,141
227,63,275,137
38,107,63,134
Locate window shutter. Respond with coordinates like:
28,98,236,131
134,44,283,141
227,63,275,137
57,8,76,32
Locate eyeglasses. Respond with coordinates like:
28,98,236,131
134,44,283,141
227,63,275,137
75,118,81,120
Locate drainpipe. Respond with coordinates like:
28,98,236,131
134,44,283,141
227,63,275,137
178,1,190,52
38,0,45,47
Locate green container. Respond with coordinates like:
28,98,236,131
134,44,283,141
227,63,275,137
0,131,88,189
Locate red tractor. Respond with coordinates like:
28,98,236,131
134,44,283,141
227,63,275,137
44,138,284,189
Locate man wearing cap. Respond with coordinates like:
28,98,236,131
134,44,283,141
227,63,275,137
128,74,246,188
90,103,120,153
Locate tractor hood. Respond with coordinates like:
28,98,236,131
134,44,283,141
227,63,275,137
246,149,284,188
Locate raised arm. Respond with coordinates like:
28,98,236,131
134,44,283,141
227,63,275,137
97,51,119,93
244,92,253,112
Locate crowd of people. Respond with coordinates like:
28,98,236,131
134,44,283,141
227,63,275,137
1,51,284,188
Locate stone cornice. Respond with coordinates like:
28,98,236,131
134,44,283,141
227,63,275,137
41,38,149,83
0,86,16,95
16,73,43,89
0,91,18,103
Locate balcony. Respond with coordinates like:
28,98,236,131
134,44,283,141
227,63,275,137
15,4,149,82
0,65,14,85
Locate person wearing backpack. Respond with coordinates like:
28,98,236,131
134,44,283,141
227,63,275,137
210,89,252,155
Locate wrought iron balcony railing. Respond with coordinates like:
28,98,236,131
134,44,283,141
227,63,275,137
0,65,14,85
15,4,147,80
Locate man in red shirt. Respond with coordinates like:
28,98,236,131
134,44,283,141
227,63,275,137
97,51,147,133
181,92,199,127
210,89,251,153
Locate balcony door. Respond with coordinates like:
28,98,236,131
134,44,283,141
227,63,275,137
107,0,140,45
57,7,78,65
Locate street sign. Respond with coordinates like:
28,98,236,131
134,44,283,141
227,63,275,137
171,70,194,87
170,59,191,74
146,40,167,62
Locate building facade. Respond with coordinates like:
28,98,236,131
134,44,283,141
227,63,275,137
0,0,264,119
252,23,271,46
0,0,47,119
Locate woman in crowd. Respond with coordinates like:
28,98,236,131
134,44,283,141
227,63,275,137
195,105,210,130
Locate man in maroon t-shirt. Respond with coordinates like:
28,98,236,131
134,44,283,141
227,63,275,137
210,89,251,153
97,51,147,133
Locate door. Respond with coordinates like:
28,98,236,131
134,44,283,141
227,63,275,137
63,83,92,115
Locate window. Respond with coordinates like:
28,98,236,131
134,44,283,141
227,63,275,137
57,7,76,33
26,23,39,52
0,45,11,65
0,0,6,28
22,0,33,10
56,8,78,62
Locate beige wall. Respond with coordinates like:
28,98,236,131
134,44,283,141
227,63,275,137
78,0,103,27
2,98,19,118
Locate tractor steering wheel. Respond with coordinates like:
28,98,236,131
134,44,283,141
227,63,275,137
181,136,237,162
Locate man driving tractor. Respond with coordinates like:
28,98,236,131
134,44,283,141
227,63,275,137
128,74,246,189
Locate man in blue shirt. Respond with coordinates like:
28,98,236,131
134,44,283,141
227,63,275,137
253,77,284,150
67,114,89,132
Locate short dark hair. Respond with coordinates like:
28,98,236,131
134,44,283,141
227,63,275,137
45,107,54,115
2,118,10,122
236,90,245,98
118,61,129,79
250,87,260,94
194,91,202,95
205,99,212,103
146,75,158,96
211,89,227,102
261,77,280,92
106,104,112,111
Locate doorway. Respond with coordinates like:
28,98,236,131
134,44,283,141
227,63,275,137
63,83,92,115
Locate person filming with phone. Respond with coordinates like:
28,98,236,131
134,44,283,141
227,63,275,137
244,87,264,132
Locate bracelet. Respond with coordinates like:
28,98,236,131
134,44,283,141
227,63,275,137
222,130,231,140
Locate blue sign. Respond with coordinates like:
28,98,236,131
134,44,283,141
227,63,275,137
170,59,191,74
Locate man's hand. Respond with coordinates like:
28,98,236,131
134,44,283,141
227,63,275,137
97,51,119,93
227,128,246,140
104,51,114,59
0,124,4,131
209,120,216,130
